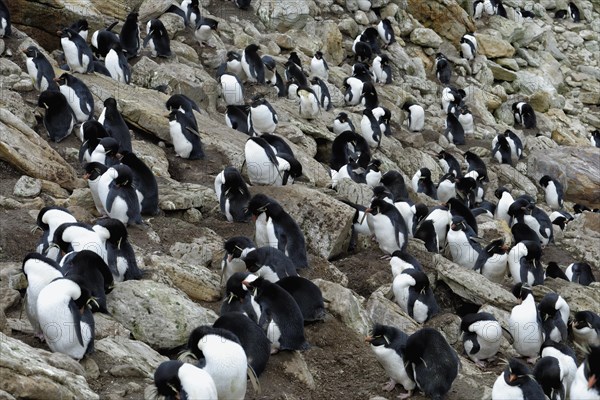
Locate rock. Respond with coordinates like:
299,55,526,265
410,28,443,48
13,176,42,198
0,333,98,399
256,0,313,31
365,287,420,334
158,179,217,211
314,279,370,335
0,90,37,129
251,186,354,261
486,60,517,81
281,352,316,390
131,140,170,178
0,109,83,190
560,212,600,269
169,227,223,267
527,147,600,207
406,0,476,43
535,279,600,315
425,313,461,345
138,0,174,21
94,314,131,340
476,34,515,58
316,21,344,66
334,179,374,206
94,337,168,379
106,280,218,350
491,164,538,201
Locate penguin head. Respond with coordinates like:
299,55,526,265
104,97,118,109
98,137,120,157
67,275,98,312
368,159,382,172
250,95,268,108
366,197,392,216
112,164,134,187
435,52,447,61
511,282,533,301
23,45,41,58
379,54,390,65
508,198,534,217
503,358,534,386
54,72,73,87
261,55,276,71
413,203,429,222
245,43,260,55
583,346,600,391
365,323,398,347
37,90,67,110
246,193,278,219
450,215,467,231
401,101,415,112
418,168,432,181
83,162,108,180
573,203,592,214
288,51,302,67
406,269,430,294
484,238,508,255
125,11,139,22
94,217,128,245
56,28,77,39
227,50,241,62
71,19,89,32
82,120,109,141
241,249,261,272
539,175,553,188
153,360,184,397
225,271,251,300
309,76,322,86
440,172,456,183
371,185,394,203
336,112,349,123
494,187,509,199
352,62,370,77
314,51,323,60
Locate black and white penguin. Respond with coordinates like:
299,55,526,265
404,328,460,399
366,159,383,188
402,102,425,132
60,250,114,313
36,277,95,360
460,33,477,61
464,151,488,182
22,253,64,339
366,197,409,255
389,250,424,276
352,62,372,83
444,112,465,145
93,218,142,281
99,97,132,153
153,360,218,399
361,81,379,109
540,340,578,396
538,292,570,343
247,194,308,269
225,105,250,134
310,51,328,80
361,108,382,148
380,170,410,201
119,12,140,59
261,55,277,85
435,53,452,85
392,268,439,323
285,58,308,87
0,0,11,38
244,137,294,186
186,326,247,399
90,137,120,167
68,20,88,40
38,90,75,142
513,101,537,129
119,150,159,215
366,323,415,398
247,96,278,135
241,246,297,282
242,274,309,353
492,358,546,399
546,261,569,281
167,109,204,159
225,50,244,77
413,219,440,252
352,36,373,63
233,0,252,9
179,0,201,27
376,19,396,47
509,283,544,362
329,130,369,171
90,22,119,59
342,76,364,106
493,130,523,164
591,130,600,148
218,71,245,106
441,86,466,114
457,106,474,135
540,175,564,210
194,16,218,46
508,240,545,286
23,46,57,92
437,173,457,204
297,86,320,119
105,44,131,84
165,94,199,133
358,27,381,56
55,73,94,123
509,198,554,246
447,197,478,234
97,164,143,226
372,54,392,85
57,28,94,73
242,44,265,84
461,312,502,368
492,132,515,165
511,223,541,247
277,276,326,323
34,206,77,258
565,262,596,286
412,168,437,199
454,176,478,207
52,222,109,263
473,0,484,18
446,215,482,269
221,237,255,286
473,238,508,283
568,2,581,22
372,106,391,137
212,312,271,377
214,166,250,222
570,346,600,400
571,311,600,348
143,19,171,58
310,77,332,111
437,150,462,177
494,187,514,225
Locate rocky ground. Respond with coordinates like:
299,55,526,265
1,0,600,399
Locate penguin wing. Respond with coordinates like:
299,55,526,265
273,223,289,253
257,303,272,331
68,299,85,347
119,56,131,84
105,182,118,214
122,188,142,224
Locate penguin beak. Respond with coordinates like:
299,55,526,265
83,173,90,179
364,335,372,343
509,374,517,383
589,375,597,390
227,254,234,262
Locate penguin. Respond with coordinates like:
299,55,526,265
495,187,514,225
461,312,502,367
492,132,515,165
361,81,379,109
539,175,564,210
571,311,600,348
285,58,308,87
214,166,250,222
412,168,437,199
366,159,382,188
276,276,326,323
0,0,10,37
90,22,120,59
168,109,204,159
380,170,410,201
540,340,578,395
261,55,277,84
511,223,541,247
441,87,466,114
513,101,537,129
36,277,95,360
153,360,218,400
221,237,255,285
473,238,508,283
93,217,142,282
365,197,408,255
310,51,328,80
225,105,250,134
361,108,382,148
241,246,297,282
494,0,508,17
218,71,245,106
179,0,201,27
457,106,474,135
242,274,309,353
377,19,395,47
403,328,460,399
60,250,114,313
508,240,545,286
493,130,523,164
52,222,108,263
233,0,252,9
244,137,295,186
119,150,159,215
372,106,391,137
297,86,320,119
143,19,171,58
402,102,425,132
342,76,364,106
166,93,200,115
55,73,94,123
565,262,596,286
90,137,120,167
38,90,75,142
444,112,465,145
272,70,287,97
446,215,482,269
372,54,392,84
413,219,440,253
518,7,536,19
366,324,415,398
222,270,262,321
119,12,140,58
389,250,424,275
437,173,457,204
509,198,554,246
392,268,439,323
591,130,600,148
570,346,600,400
460,33,477,61
247,194,308,269
509,283,544,362
357,27,381,56
69,19,88,41
23,46,57,92
492,358,546,399
473,0,484,18
435,53,452,84
97,164,143,226
538,292,570,343
22,253,64,339
437,150,462,177
100,97,132,153
333,157,369,188
247,96,278,135
464,151,488,182
194,16,218,46
261,134,302,183
568,2,581,22
186,326,247,399
34,206,77,258
105,44,131,84
57,28,94,73
352,62,373,83
242,44,265,83
546,261,569,281
446,197,478,234
352,37,373,63
310,76,332,111
223,51,244,78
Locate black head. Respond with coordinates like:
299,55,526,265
401,101,414,112
336,112,349,123
247,194,280,218
57,28,78,39
574,203,591,214
368,159,382,172
224,236,255,259
484,238,508,255
227,50,241,62
367,197,393,216
250,96,267,108
83,162,108,180
435,52,446,60
187,326,240,357
23,45,41,58
404,269,430,293
103,97,118,109
35,206,73,231
245,43,259,54
98,137,120,156
82,120,109,141
418,168,432,180
494,187,510,199
572,311,598,330
450,215,467,231
154,360,183,397
71,19,89,31
504,358,533,386
511,282,533,301
539,175,552,188
225,271,251,300
262,55,276,71
371,185,393,202
314,51,323,60
125,12,139,21
112,164,134,187
366,323,403,347
38,90,67,109
94,217,128,243
440,172,456,183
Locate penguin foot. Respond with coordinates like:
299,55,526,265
397,391,412,399
526,356,538,364
379,255,392,260
475,360,487,369
34,332,46,342
382,379,396,391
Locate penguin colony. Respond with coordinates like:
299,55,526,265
2,0,600,399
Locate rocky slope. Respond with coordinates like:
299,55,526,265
0,0,599,399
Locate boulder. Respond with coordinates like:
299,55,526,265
158,179,217,211
93,337,168,379
314,279,370,335
560,211,600,269
13,176,42,198
406,0,476,44
106,280,218,350
256,0,313,31
366,287,420,334
410,28,443,48
491,163,538,201
476,34,516,58
534,280,600,315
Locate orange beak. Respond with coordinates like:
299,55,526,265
589,374,597,390
364,336,372,343
509,374,517,383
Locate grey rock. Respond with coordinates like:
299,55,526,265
158,180,217,211
366,286,420,334
560,211,600,269
13,176,41,198
93,337,169,379
281,351,316,390
314,278,370,335
410,28,443,48
256,0,313,31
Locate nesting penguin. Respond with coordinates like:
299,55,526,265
473,238,508,283
565,262,596,286
153,360,218,400
392,268,439,323
244,136,296,186
297,86,320,119
538,292,570,343
446,215,482,269
276,276,326,323
507,240,545,286
402,102,425,132
492,358,546,399
310,77,332,111
342,76,364,106
194,16,219,46
372,54,392,84
461,312,502,367
55,73,94,123
143,19,171,58
93,218,142,281
214,166,250,222
23,46,57,91
34,206,78,258
97,164,143,226
38,90,75,142
513,101,537,129
571,311,600,348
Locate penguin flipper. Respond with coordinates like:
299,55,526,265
68,299,85,347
